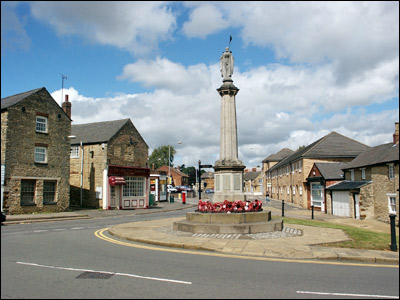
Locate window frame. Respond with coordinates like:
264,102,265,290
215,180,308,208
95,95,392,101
387,193,397,215
36,116,48,133
20,179,36,206
43,180,57,204
70,145,80,158
34,147,47,164
388,164,394,180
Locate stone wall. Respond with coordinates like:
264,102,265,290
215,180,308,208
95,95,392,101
1,89,71,214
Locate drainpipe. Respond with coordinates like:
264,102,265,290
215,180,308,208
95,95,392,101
80,141,83,207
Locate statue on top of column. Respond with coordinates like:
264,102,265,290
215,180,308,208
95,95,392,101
220,47,234,82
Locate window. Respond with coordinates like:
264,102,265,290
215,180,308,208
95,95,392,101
293,186,296,195
43,181,56,204
350,169,355,181
299,160,302,173
299,186,303,195
388,164,394,180
123,176,145,197
287,186,290,195
70,145,80,158
21,180,36,205
387,194,397,215
36,116,48,133
34,147,47,163
360,168,366,180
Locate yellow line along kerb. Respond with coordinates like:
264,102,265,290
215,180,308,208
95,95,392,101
94,228,398,268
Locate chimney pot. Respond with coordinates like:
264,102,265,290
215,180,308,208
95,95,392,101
65,94,69,102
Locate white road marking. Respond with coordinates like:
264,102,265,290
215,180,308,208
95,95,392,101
16,261,192,285
297,290,398,299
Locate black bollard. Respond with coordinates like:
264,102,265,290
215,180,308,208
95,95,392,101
311,205,314,219
282,200,285,217
389,214,397,252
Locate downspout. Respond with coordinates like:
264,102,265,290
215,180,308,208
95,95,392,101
80,141,83,207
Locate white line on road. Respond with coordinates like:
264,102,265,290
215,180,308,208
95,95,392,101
297,291,398,299
16,261,192,285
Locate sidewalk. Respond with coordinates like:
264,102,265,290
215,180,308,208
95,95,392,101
2,196,399,264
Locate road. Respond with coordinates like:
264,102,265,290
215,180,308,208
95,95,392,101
1,207,399,299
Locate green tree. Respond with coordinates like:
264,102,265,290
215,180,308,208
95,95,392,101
180,165,197,185
149,145,176,170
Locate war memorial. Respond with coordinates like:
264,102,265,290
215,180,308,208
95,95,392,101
173,45,283,234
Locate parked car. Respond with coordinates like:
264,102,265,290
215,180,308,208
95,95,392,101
167,185,178,193
175,186,186,192
184,186,194,192
1,212,6,223
205,188,214,194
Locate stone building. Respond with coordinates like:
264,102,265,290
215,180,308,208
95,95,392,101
70,118,150,209
326,123,399,223
262,148,294,196
1,87,71,214
266,132,369,210
243,168,263,195
201,171,215,191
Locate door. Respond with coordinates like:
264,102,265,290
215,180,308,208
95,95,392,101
332,191,350,217
354,193,360,219
311,183,324,211
110,186,120,209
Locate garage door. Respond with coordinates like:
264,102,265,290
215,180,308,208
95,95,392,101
332,191,350,217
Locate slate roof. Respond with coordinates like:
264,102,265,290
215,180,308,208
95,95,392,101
269,132,369,172
243,171,261,181
1,87,47,110
342,143,399,170
314,162,346,180
262,148,294,163
71,119,137,145
326,180,371,191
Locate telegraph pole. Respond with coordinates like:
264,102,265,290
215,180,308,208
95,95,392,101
60,73,68,106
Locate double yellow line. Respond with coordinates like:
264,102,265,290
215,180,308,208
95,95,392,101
94,228,398,268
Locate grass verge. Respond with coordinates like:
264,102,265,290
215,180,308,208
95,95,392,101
282,217,398,251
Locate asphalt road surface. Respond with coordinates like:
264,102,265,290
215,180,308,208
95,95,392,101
1,209,399,299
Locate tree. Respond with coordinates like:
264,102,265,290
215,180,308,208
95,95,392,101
149,145,176,170
180,165,197,185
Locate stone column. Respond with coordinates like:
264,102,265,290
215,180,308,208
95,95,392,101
213,50,246,202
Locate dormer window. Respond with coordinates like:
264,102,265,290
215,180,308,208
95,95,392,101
350,169,355,181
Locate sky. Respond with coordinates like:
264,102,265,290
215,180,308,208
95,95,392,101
2,1,399,169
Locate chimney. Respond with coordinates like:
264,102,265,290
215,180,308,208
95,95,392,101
62,94,71,119
252,168,256,172
394,122,399,145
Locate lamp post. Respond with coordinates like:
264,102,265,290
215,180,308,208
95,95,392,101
168,141,182,183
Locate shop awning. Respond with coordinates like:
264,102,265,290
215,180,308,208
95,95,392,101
109,176,126,186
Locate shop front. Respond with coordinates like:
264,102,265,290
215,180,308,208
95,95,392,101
103,165,150,209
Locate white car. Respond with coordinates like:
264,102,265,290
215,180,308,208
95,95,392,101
167,185,178,193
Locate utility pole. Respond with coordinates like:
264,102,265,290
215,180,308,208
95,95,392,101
60,73,68,106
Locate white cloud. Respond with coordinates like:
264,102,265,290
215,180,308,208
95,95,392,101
1,2,31,53
182,3,229,38
118,57,212,94
30,1,176,57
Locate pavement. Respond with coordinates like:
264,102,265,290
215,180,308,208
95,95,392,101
2,195,399,265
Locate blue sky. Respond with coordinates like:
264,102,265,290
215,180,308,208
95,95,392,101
2,1,399,169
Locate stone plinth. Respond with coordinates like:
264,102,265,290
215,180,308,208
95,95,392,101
173,211,283,234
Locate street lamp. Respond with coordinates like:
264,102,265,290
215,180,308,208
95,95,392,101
169,141,182,182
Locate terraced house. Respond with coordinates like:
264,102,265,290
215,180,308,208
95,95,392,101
1,88,71,214
265,132,369,211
